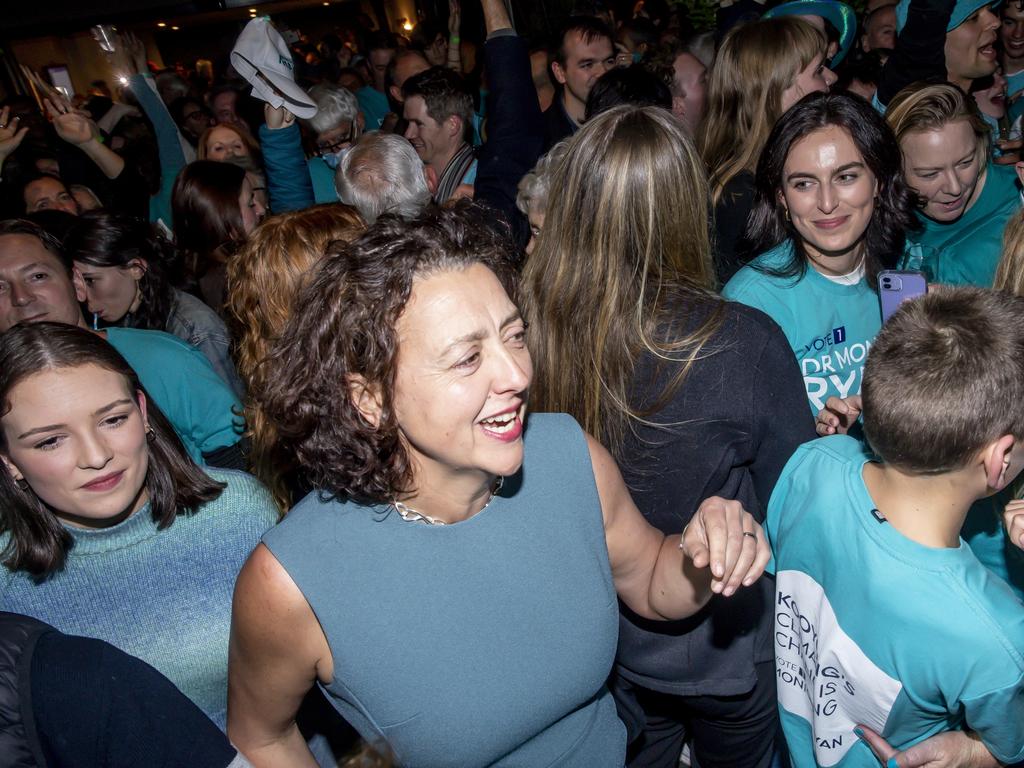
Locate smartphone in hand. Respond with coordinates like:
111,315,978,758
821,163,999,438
879,270,927,323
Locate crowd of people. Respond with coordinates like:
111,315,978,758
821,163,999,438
1,0,1024,765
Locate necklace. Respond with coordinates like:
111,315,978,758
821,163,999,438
392,476,504,526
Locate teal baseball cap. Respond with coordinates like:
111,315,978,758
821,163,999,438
763,0,858,66
895,0,1001,33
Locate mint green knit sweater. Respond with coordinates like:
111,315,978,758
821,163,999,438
0,469,278,729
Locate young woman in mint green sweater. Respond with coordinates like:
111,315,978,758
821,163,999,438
0,322,278,729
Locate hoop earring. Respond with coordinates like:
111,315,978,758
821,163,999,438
16,478,28,491
145,425,155,442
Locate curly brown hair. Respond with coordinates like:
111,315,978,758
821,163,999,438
225,204,365,512
257,202,518,505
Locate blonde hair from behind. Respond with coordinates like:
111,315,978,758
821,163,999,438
225,203,365,511
522,105,723,456
885,81,991,163
996,210,1024,296
698,17,825,204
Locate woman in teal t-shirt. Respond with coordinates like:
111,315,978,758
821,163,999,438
723,91,916,415
886,81,1021,287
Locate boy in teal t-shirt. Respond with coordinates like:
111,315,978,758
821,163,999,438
722,241,881,415
767,287,1024,767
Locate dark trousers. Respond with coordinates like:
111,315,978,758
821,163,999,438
615,660,778,768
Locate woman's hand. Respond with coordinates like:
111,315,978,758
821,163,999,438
816,395,862,436
591,433,767,622
44,96,98,146
682,497,771,597
1004,499,1024,551
448,0,461,38
0,107,28,170
857,725,999,768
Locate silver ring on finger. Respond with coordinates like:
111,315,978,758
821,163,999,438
742,531,757,539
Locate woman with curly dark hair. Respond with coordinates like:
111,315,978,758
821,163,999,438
228,203,771,767
65,210,244,396
723,91,918,415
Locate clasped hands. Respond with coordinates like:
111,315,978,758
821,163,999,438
681,496,771,598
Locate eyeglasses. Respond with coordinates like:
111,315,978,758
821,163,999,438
316,127,358,155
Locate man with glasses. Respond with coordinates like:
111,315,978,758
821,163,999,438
258,84,364,211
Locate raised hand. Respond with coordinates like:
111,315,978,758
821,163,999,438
0,106,29,168
44,96,97,146
264,103,296,130
448,0,462,38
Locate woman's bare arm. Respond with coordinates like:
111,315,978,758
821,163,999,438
228,543,333,767
589,433,770,621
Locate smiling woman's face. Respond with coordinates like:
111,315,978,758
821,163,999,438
1,363,150,529
384,264,533,492
899,120,982,223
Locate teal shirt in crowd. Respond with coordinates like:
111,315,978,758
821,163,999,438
106,327,243,463
767,437,1024,767
0,470,278,729
899,162,1020,287
722,241,881,415
356,86,391,130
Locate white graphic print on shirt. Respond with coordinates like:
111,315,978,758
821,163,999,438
775,570,903,766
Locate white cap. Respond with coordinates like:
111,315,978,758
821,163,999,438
231,17,318,119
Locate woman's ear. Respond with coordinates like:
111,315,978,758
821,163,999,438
347,374,383,428
135,389,149,432
1,454,25,486
126,259,148,281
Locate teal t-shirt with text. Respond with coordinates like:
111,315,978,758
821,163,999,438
767,436,1024,767
722,242,881,415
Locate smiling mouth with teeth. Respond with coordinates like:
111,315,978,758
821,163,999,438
481,411,518,433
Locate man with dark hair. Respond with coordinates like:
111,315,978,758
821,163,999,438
583,64,672,121
645,42,708,135
0,219,246,469
402,67,477,203
545,16,616,147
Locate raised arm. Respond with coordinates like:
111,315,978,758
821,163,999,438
45,95,125,179
446,0,464,72
588,433,771,621
228,543,331,767
876,0,955,107
116,33,191,222
472,0,545,248
259,104,317,213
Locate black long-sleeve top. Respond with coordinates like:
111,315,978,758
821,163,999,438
613,297,816,697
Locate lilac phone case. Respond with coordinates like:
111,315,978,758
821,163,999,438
878,270,928,323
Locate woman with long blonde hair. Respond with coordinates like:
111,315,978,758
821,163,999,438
225,203,364,510
698,16,836,282
521,105,813,768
